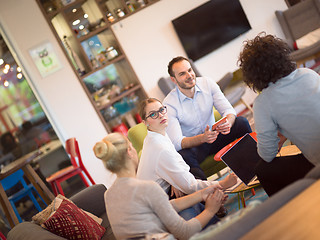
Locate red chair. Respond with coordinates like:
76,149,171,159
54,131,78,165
46,138,95,196
214,132,258,162
214,132,259,206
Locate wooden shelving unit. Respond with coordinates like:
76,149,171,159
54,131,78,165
36,0,159,132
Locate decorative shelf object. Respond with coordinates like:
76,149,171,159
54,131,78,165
37,0,160,132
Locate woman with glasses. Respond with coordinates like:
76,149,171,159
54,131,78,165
136,98,237,222
94,132,225,240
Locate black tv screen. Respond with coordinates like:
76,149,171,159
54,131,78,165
172,0,251,61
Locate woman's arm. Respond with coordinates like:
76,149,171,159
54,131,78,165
170,185,220,212
171,186,225,228
157,150,220,194
195,191,224,228
218,172,238,189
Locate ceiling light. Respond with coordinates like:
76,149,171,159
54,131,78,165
84,13,88,18
79,25,84,30
3,80,9,87
0,59,4,65
17,73,23,79
4,64,10,70
17,66,22,72
3,68,8,74
72,8,77,13
72,19,80,25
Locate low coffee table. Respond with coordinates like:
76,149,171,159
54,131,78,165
228,180,260,209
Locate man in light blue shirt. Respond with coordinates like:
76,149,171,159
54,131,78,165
163,56,252,180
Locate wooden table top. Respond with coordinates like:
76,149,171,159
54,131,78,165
33,139,63,163
241,180,320,239
277,144,301,157
0,139,63,179
230,180,260,193
0,151,41,180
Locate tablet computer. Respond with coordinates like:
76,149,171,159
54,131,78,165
221,133,260,185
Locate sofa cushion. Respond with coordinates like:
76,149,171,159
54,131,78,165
43,199,105,240
7,222,67,240
205,179,316,240
190,200,261,240
32,194,102,226
294,28,320,49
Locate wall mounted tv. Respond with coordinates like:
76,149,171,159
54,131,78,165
172,0,251,61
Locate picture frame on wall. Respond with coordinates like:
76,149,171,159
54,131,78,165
29,41,62,78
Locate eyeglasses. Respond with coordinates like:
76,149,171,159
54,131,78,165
146,106,167,119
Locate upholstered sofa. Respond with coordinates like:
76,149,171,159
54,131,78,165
7,184,116,240
190,165,320,240
7,165,320,240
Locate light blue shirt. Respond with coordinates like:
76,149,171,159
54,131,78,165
254,68,320,165
163,76,236,151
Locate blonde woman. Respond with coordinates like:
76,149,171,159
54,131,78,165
93,133,225,240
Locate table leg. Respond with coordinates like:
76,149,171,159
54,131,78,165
237,193,241,209
22,164,54,204
251,188,256,196
240,192,246,208
0,182,19,228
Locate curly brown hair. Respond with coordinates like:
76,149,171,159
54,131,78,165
238,33,296,92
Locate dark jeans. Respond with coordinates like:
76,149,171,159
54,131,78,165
178,116,252,180
255,154,314,196
178,202,220,229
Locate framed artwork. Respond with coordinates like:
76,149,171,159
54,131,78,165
29,41,62,77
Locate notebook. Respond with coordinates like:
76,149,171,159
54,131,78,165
221,133,260,185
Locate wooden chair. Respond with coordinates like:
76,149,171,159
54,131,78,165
46,138,95,196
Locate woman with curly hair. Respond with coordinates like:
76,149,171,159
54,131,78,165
238,33,320,196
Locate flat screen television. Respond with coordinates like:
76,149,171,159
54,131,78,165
172,0,251,61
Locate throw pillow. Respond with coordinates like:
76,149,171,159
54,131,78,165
294,28,320,49
32,194,102,226
43,199,105,240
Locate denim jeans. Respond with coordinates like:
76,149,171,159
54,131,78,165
178,202,220,228
178,116,252,180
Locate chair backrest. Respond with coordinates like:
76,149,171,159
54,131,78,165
65,138,84,169
127,123,148,155
0,169,28,191
217,72,233,91
158,77,175,96
275,0,320,41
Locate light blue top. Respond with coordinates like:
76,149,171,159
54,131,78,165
163,76,236,151
254,68,320,165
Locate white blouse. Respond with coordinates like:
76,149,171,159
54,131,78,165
137,130,220,194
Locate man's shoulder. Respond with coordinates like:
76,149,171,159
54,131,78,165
163,88,179,105
196,76,216,87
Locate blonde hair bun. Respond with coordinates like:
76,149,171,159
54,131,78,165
93,141,109,159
